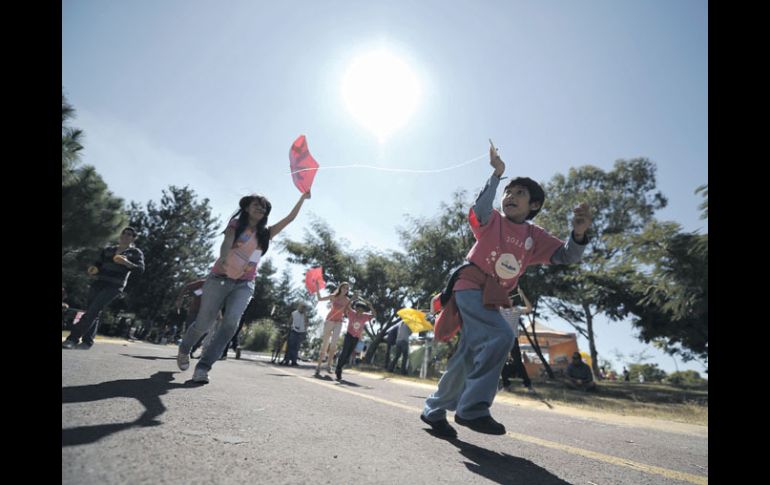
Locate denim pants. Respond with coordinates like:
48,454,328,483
286,330,305,364
178,273,254,372
388,340,410,374
423,289,514,421
66,282,122,345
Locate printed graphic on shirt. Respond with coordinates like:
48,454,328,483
494,253,522,279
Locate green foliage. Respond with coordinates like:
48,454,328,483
628,363,667,383
242,319,275,351
123,186,218,320
665,370,707,388
61,92,128,256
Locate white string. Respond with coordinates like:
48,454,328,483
288,153,487,175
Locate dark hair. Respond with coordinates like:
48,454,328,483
503,177,545,220
330,282,350,297
122,227,137,237
227,195,272,255
352,300,368,311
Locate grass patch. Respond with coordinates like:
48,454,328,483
356,364,708,426
504,379,708,425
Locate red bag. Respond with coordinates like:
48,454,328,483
432,295,461,342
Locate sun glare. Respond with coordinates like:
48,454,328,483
342,49,421,142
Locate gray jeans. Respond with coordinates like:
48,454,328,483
178,273,254,372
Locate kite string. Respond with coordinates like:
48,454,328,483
288,153,487,175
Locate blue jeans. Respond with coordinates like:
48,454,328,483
178,273,254,372
286,330,305,364
423,290,514,421
66,282,122,345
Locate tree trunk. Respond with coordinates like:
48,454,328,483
521,313,555,379
363,313,398,364
583,302,602,380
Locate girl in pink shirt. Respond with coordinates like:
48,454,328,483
177,191,311,384
315,282,352,376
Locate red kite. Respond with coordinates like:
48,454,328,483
289,135,319,193
305,266,326,294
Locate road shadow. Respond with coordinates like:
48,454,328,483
335,379,373,389
313,374,335,381
62,371,197,447
265,373,294,377
119,353,177,361
422,430,570,485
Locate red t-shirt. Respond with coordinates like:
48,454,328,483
345,309,373,338
455,209,565,292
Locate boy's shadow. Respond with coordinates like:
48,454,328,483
423,430,570,485
62,371,198,447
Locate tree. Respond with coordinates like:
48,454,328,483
397,190,476,306
62,91,128,307
62,92,127,256
623,220,708,367
123,186,218,321
532,159,668,379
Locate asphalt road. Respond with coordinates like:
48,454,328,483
62,339,708,485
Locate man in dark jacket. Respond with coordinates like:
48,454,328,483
62,227,145,349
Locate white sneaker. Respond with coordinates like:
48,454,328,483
177,351,190,371
192,368,209,383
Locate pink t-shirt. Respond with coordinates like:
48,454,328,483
211,219,263,281
345,309,373,339
454,209,565,292
325,294,351,322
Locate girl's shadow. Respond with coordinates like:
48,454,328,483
62,370,196,447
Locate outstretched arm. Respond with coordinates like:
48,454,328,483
518,287,533,314
472,141,506,226
269,191,311,239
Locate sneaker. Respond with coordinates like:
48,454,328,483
177,351,190,371
420,414,457,439
335,368,342,381
75,342,93,350
192,368,209,383
61,340,76,349
526,386,536,394
325,366,332,373
290,362,299,367
454,415,506,435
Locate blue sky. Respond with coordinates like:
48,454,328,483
62,0,708,374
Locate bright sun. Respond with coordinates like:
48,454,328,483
342,49,421,142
